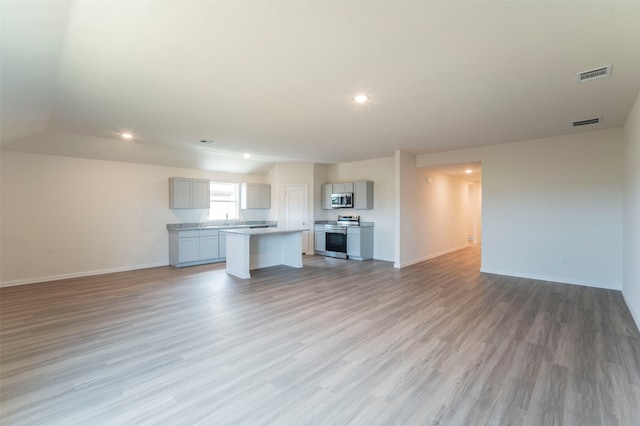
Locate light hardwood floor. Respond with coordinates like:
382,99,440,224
1,246,639,425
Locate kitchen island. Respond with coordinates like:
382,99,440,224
221,227,308,279
166,221,276,267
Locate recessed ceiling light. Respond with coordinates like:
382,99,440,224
465,169,473,174
243,153,251,159
121,133,134,140
354,95,369,103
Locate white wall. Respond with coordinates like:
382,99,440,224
468,182,482,243
396,150,469,268
328,156,395,262
266,162,316,254
623,92,640,328
268,160,391,257
417,128,624,289
313,163,329,222
0,151,267,286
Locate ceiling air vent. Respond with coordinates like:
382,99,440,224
572,118,600,127
577,65,612,82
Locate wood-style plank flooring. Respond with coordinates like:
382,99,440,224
1,246,640,425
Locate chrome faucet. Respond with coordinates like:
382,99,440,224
225,213,228,226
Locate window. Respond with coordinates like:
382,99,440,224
209,182,239,220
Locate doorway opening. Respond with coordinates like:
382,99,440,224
468,181,482,245
426,161,482,248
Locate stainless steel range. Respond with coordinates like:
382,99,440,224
325,215,360,259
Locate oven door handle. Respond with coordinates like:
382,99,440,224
325,225,347,234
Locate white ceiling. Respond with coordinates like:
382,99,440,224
2,1,639,175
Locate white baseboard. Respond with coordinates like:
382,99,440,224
395,244,469,269
479,267,621,291
0,262,169,288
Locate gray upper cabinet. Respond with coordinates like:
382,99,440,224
332,182,354,193
321,184,333,210
322,181,374,210
191,180,211,208
241,183,271,209
354,181,374,210
169,177,210,209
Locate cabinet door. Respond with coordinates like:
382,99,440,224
354,181,373,210
314,231,326,251
170,178,210,209
170,178,192,208
178,237,200,262
359,227,374,260
192,179,211,209
219,234,227,258
199,235,219,260
333,182,354,193
347,234,360,257
321,184,332,209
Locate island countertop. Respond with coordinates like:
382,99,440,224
221,227,309,236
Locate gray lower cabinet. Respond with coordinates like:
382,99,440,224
199,231,219,260
314,224,326,253
177,233,200,263
219,233,227,258
346,226,374,260
169,229,224,267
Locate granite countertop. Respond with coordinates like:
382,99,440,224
167,221,277,231
221,227,309,236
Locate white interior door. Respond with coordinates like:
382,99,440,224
285,184,309,254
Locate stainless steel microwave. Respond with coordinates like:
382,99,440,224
331,193,353,208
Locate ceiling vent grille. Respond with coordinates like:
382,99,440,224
572,118,601,127
577,65,612,82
